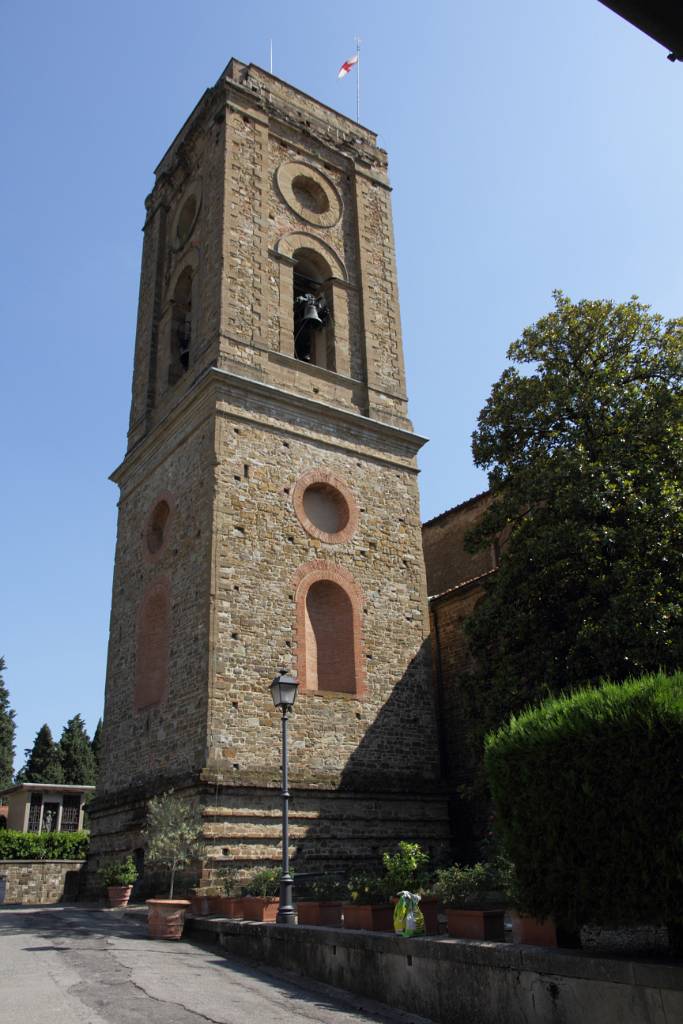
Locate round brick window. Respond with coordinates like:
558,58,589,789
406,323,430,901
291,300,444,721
146,500,170,555
293,470,358,544
291,176,329,215
276,161,341,228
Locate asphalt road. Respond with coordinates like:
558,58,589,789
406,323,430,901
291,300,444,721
0,906,430,1024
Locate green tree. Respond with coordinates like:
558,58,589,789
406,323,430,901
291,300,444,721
0,657,16,789
91,718,102,776
58,715,97,785
142,790,205,898
18,724,64,783
463,292,683,759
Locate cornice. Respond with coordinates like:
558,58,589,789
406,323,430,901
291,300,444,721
111,364,427,487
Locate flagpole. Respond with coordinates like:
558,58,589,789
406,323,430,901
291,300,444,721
355,37,361,123
269,39,273,74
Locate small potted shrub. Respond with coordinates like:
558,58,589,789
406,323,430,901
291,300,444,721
99,856,138,908
216,864,244,918
382,841,440,934
142,790,204,940
242,868,281,922
433,862,506,941
296,877,345,927
343,872,393,932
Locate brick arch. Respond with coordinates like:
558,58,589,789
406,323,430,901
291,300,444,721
275,231,347,282
293,561,365,698
165,246,200,300
134,577,171,710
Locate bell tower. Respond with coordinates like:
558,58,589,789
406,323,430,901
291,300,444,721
89,60,449,886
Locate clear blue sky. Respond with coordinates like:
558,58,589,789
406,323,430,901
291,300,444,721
1,1,680,771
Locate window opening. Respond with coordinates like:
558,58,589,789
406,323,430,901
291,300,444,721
27,793,42,832
61,794,81,832
292,251,334,369
169,267,193,384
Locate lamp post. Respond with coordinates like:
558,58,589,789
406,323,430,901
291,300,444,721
270,670,299,925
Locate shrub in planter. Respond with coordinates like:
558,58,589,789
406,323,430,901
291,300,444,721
297,877,345,927
99,856,138,908
343,872,393,931
485,672,683,951
432,862,505,941
242,867,280,922
216,864,243,918
382,841,430,897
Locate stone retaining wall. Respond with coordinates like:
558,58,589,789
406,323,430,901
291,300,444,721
0,860,85,905
187,917,683,1024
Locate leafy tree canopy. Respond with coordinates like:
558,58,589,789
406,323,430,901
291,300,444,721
142,790,205,898
0,657,16,790
18,724,64,784
59,714,97,785
464,292,683,740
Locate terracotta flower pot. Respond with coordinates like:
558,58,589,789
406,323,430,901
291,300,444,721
107,885,133,908
191,894,222,916
446,907,505,942
342,903,394,932
216,896,244,917
296,900,343,927
419,896,442,935
510,911,557,947
242,896,279,922
146,899,191,940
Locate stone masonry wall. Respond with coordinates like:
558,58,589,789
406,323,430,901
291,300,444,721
422,492,494,597
101,407,215,795
0,860,85,905
207,387,440,793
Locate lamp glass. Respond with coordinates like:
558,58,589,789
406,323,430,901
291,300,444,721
270,672,298,708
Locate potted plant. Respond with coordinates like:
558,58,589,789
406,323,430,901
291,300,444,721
189,886,221,917
99,856,138,908
216,864,244,918
343,872,393,932
142,790,204,940
381,841,440,935
241,868,281,922
296,877,345,927
432,862,506,941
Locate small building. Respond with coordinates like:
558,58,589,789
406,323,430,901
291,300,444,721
1,783,95,833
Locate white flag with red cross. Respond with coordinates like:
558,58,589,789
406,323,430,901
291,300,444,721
337,54,359,79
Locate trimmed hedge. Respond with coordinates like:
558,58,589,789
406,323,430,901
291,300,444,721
484,672,683,931
0,829,89,861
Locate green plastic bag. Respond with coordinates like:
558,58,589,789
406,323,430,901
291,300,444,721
393,891,425,937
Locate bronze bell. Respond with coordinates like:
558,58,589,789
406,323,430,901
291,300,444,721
301,296,323,324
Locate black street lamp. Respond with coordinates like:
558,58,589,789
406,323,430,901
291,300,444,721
270,669,299,925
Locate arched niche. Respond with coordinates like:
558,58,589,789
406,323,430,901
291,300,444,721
292,560,365,697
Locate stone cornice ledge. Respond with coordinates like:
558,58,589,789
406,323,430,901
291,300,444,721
112,364,427,485
208,365,426,451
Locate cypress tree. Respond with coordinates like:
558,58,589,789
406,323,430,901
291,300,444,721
59,715,97,785
91,718,102,776
0,657,16,789
20,724,64,783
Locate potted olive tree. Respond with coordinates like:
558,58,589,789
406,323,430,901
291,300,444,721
242,868,281,922
432,862,506,941
99,856,138,908
142,790,205,940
